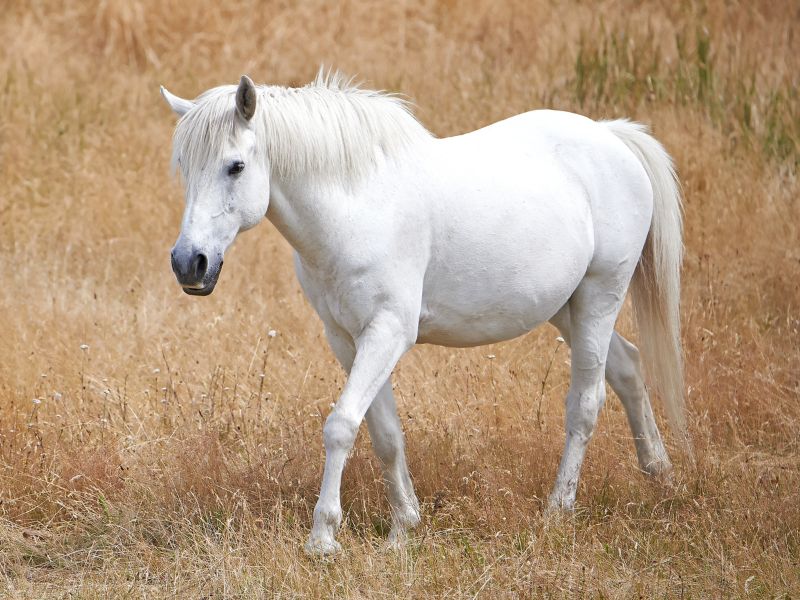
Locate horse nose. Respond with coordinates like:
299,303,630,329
170,249,180,275
171,248,208,285
192,253,208,281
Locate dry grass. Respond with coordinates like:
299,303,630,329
0,0,798,597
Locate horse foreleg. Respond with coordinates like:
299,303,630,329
365,380,420,546
305,314,412,556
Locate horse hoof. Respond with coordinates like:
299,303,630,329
304,536,342,557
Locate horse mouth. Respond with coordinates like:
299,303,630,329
181,262,223,296
182,282,216,296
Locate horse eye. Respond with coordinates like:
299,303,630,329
228,161,245,176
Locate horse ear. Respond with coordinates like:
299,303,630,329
236,75,257,122
160,86,194,117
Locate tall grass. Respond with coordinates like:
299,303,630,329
0,0,798,597
574,24,799,164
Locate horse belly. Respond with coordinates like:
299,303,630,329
416,198,592,348
417,294,571,347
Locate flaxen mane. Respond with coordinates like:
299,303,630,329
172,70,432,184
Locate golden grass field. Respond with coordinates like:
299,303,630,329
1,0,798,597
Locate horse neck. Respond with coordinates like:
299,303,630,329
264,138,432,267
266,175,350,266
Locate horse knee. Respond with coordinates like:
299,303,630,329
323,412,359,452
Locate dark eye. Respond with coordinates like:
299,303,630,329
228,161,245,176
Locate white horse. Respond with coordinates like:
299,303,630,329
160,72,686,555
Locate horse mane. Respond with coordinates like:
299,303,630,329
171,70,432,185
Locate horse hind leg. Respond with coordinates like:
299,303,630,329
549,305,672,481
605,332,672,479
546,279,620,510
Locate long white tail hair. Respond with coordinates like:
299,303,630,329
605,119,689,451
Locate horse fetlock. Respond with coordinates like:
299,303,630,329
386,508,421,549
392,500,421,529
313,502,342,530
547,481,578,512
642,456,674,484
634,434,672,477
386,525,411,550
546,495,576,514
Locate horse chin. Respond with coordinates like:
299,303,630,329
182,283,216,296
181,264,222,297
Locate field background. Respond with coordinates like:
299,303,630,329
1,0,798,597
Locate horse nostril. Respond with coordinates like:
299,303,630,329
193,253,208,281
170,250,179,273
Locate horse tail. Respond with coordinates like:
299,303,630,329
604,119,690,453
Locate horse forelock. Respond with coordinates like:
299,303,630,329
170,71,432,186
171,86,239,181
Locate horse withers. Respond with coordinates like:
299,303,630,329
161,72,686,555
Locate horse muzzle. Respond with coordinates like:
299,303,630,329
170,247,223,296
